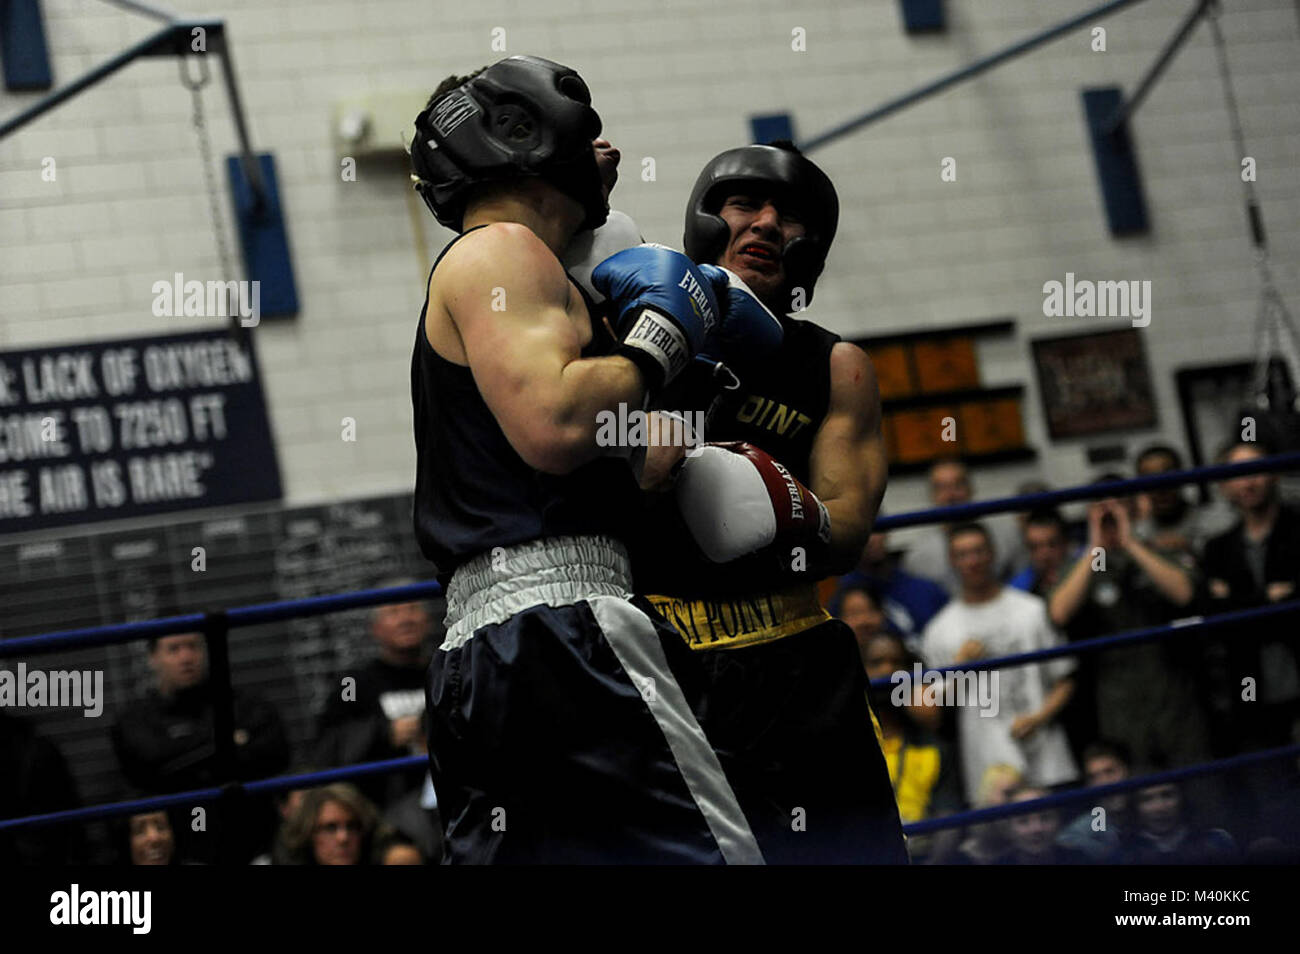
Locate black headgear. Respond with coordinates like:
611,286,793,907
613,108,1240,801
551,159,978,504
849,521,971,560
411,55,608,231
684,144,838,308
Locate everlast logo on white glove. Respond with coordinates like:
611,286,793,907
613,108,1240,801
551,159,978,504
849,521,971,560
770,459,804,521
769,458,831,544
675,442,832,563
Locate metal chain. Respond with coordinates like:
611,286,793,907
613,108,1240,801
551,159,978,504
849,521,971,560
1255,284,1300,412
180,54,239,293
1207,3,1300,410
1206,3,1259,231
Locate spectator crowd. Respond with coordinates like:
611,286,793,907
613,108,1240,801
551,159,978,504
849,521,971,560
2,438,1297,865
831,438,1300,863
1,578,442,866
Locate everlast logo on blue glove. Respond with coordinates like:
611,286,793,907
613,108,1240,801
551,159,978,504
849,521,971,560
677,269,717,333
591,245,727,392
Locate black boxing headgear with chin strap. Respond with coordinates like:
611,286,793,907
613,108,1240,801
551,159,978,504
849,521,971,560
411,55,608,232
684,144,838,309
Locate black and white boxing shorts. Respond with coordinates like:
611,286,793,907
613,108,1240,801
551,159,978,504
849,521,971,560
425,535,764,864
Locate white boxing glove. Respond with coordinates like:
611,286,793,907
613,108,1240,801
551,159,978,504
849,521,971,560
562,210,644,303
675,442,830,563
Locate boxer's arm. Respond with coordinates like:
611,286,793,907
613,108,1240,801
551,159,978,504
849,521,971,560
639,413,690,491
807,342,887,571
434,223,647,475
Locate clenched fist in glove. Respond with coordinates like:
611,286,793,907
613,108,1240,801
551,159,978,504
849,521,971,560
674,441,830,564
592,245,725,393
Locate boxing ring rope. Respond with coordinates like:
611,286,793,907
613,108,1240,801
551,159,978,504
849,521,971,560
873,450,1300,531
3,738,1296,838
1,453,1297,848
905,742,1300,837
5,451,1296,660
3,606,1295,835
0,755,428,832
0,580,445,658
870,599,1299,681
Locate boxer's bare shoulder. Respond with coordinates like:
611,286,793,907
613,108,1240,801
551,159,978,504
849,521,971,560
425,223,590,365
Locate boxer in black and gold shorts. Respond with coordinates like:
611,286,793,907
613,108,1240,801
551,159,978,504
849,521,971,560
629,143,908,864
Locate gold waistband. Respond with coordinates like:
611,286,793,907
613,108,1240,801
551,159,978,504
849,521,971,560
644,585,831,651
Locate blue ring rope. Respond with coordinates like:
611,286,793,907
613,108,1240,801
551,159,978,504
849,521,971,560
3,452,1296,658
4,745,1296,836
874,451,1300,531
903,743,1300,836
0,755,428,832
2,451,1297,841
867,599,1299,688
0,581,443,658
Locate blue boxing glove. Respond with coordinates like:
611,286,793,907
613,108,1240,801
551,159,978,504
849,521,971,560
696,265,784,369
592,245,727,392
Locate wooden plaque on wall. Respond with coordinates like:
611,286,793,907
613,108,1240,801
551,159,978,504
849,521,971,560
959,398,1025,454
869,343,914,399
890,406,958,462
914,337,979,393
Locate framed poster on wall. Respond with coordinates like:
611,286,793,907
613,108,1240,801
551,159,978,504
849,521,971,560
1175,359,1300,502
1174,362,1254,468
1030,328,1157,439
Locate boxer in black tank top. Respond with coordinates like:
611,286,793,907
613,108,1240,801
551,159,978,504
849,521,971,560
412,225,642,583
408,58,765,863
630,143,909,863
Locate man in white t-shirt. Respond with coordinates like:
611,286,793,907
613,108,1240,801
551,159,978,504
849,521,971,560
922,522,1079,803
901,460,1027,596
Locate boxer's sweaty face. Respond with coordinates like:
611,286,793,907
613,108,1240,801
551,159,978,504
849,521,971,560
593,138,620,200
717,192,805,306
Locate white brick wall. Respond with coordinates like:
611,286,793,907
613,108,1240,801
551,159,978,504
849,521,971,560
2,0,1298,522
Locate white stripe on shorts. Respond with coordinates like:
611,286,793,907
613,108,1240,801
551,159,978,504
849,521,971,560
589,596,765,865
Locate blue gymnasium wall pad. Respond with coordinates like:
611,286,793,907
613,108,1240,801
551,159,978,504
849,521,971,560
899,0,946,34
226,153,300,319
1082,87,1151,237
1,0,54,90
750,113,794,145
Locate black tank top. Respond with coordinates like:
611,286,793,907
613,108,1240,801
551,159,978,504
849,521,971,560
631,315,841,597
411,228,641,582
